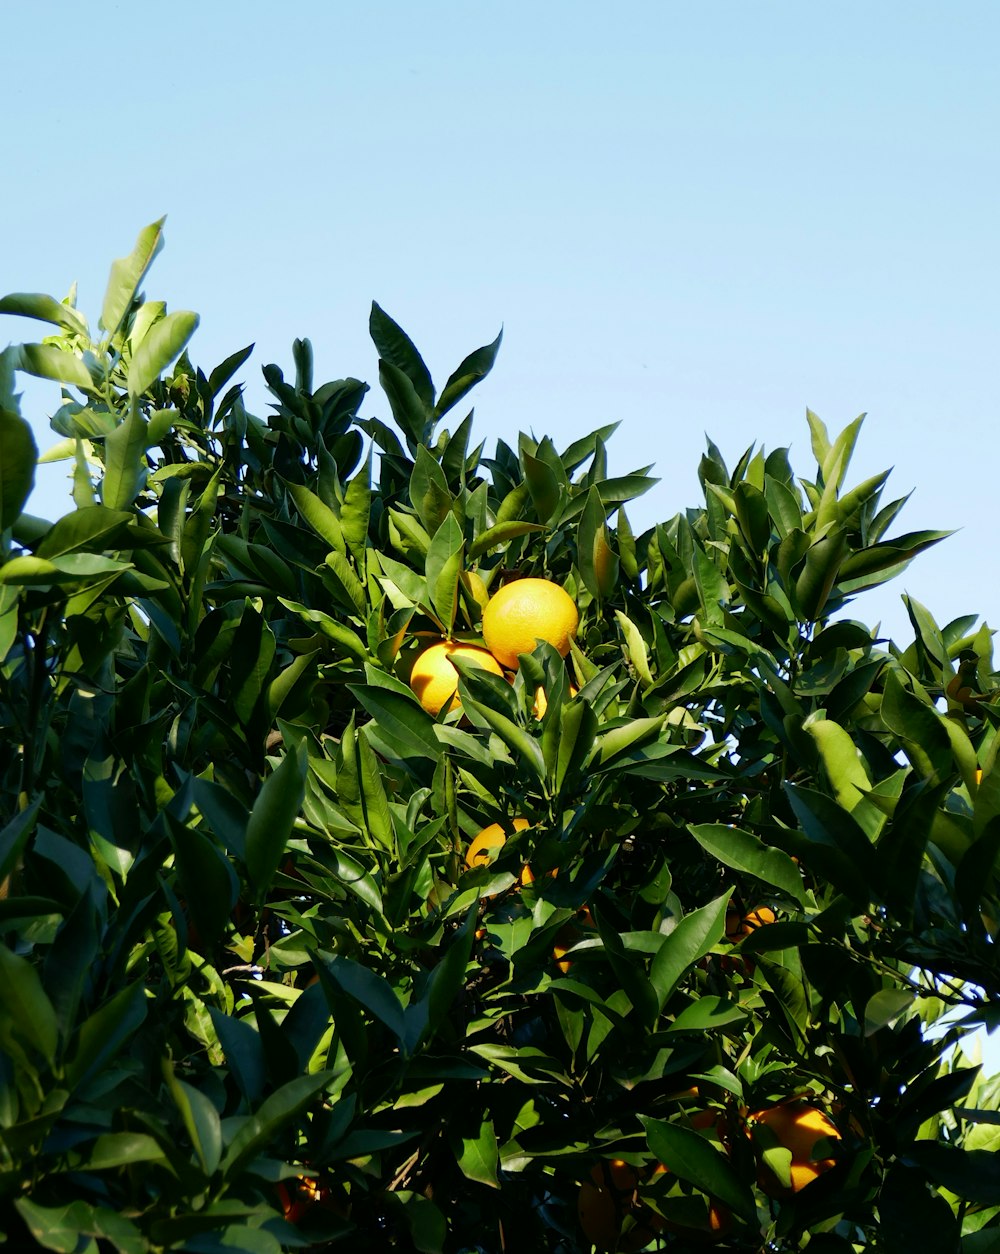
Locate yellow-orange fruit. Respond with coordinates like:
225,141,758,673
482,578,579,670
553,907,595,973
578,1161,658,1253
532,683,579,719
465,818,531,870
409,640,503,716
748,1102,841,1195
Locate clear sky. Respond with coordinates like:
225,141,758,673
4,1,999,1055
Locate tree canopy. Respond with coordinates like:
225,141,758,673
1,222,998,1253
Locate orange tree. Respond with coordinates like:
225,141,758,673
1,221,999,1254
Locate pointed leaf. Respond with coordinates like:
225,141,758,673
127,310,199,397
370,303,435,408
640,1116,756,1222
245,742,308,900
101,217,165,338
434,328,503,420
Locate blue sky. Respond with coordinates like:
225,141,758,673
5,3,996,649
4,2,999,1052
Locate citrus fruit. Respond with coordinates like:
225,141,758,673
553,907,595,973
532,683,578,719
408,640,503,716
748,1101,841,1194
465,817,531,870
482,578,579,670
578,1160,658,1252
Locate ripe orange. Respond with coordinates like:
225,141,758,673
482,578,579,670
578,1160,660,1252
408,640,503,716
725,904,776,942
553,907,595,973
465,818,531,871
748,1101,841,1194
531,683,579,719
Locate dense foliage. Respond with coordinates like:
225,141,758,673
1,221,999,1253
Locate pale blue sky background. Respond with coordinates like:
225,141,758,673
3,3,998,1055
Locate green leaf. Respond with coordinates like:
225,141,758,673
101,217,165,338
370,302,435,409
167,813,239,946
649,892,731,1012
0,291,88,336
409,446,453,534
794,529,848,621
689,824,807,906
615,610,654,689
667,996,746,1033
127,310,199,397
35,506,132,559
864,988,915,1036
0,407,37,530
318,954,406,1039
358,729,395,852
86,1131,169,1171
452,1114,500,1188
804,715,872,810
879,1163,960,1254
101,404,149,510
342,452,372,563
0,943,59,1066
381,359,430,449
434,328,502,420
325,548,367,618
65,982,147,1089
287,482,347,555
245,741,308,901
219,1071,333,1180
640,1116,756,1222
0,797,40,883
424,513,464,636
467,519,546,560
348,682,441,759
18,342,96,392
881,668,953,782
905,1142,1000,1205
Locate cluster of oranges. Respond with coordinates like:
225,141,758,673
577,1100,842,1250
408,576,579,716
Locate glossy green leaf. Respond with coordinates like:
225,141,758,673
18,343,95,392
434,328,502,420
101,217,165,338
245,741,308,900
689,824,807,906
0,944,59,1066
0,291,88,336
219,1070,333,1180
0,407,37,531
370,302,435,409
101,404,149,510
287,482,347,555
167,813,239,945
128,310,199,397
641,1115,756,1221
649,892,731,1012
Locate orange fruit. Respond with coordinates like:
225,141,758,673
748,1101,841,1195
482,578,579,670
408,640,503,716
578,1160,659,1252
532,683,578,719
553,908,594,973
465,818,531,871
